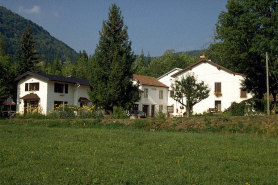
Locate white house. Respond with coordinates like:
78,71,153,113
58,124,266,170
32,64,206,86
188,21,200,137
132,74,169,117
158,59,252,115
14,71,92,115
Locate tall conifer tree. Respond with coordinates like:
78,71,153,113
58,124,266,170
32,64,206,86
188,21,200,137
17,25,40,74
88,4,139,111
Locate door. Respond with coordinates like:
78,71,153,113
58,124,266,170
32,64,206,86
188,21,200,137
215,101,221,112
142,105,149,117
151,105,155,117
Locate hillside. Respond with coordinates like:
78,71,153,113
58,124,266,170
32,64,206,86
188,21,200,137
0,6,77,63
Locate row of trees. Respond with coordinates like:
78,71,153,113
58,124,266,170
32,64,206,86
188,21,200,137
2,0,277,114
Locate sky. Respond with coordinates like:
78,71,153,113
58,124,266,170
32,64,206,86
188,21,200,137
1,0,228,57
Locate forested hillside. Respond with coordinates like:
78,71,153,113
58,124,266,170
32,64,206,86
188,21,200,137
0,6,77,63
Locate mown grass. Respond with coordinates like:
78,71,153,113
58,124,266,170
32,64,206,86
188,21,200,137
0,122,277,184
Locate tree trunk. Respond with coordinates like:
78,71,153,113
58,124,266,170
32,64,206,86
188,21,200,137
186,103,190,117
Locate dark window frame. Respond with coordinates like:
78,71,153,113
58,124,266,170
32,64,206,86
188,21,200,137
54,83,64,93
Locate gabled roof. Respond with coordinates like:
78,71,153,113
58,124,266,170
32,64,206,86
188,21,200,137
14,71,90,86
157,68,182,80
133,74,168,88
171,59,246,77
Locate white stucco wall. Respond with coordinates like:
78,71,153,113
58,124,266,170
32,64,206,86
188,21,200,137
16,76,48,115
159,63,252,115
135,84,168,116
17,76,92,115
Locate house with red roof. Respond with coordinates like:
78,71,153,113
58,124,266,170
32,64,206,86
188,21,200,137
132,74,169,117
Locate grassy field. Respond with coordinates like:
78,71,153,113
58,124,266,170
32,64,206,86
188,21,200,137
0,121,277,184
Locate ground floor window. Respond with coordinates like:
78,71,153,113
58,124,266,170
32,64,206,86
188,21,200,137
159,105,163,112
215,101,221,112
132,104,139,110
54,101,68,109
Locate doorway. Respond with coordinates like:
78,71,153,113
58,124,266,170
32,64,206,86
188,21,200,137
151,105,155,117
142,105,149,117
215,101,221,112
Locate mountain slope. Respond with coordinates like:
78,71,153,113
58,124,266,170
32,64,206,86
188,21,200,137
0,6,77,63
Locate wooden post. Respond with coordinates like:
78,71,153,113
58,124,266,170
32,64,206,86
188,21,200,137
266,52,270,115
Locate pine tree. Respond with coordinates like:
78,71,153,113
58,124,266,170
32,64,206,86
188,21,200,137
17,25,40,74
88,4,139,111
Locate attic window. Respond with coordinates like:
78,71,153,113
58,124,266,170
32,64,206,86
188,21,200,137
25,83,39,91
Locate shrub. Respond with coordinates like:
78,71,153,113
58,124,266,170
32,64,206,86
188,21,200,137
155,112,166,122
111,106,127,119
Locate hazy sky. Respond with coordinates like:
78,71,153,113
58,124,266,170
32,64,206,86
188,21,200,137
1,0,227,56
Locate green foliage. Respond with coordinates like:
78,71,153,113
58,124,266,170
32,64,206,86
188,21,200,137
111,106,127,119
171,74,210,117
0,6,77,63
207,0,278,102
154,112,167,122
133,50,198,78
88,4,139,111
229,102,245,116
0,35,18,101
17,25,41,74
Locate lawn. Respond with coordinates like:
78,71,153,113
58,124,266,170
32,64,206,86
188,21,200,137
0,123,277,184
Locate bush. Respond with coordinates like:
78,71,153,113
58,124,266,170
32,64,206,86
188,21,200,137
155,112,166,121
227,102,245,116
110,106,127,119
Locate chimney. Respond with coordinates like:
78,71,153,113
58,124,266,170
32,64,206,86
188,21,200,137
200,54,205,58
66,74,73,78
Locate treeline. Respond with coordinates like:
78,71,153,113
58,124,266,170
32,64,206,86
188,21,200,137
132,50,199,78
0,6,77,63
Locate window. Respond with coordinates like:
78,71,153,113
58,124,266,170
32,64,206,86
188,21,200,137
240,89,247,98
54,83,64,93
54,101,63,109
25,83,39,91
144,88,148,98
30,83,39,91
170,91,174,97
215,82,221,92
159,105,163,112
159,90,163,99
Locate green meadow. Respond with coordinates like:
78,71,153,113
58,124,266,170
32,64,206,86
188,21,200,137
0,120,277,184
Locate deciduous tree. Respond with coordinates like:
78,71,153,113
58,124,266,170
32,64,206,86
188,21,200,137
171,74,210,117
207,0,278,104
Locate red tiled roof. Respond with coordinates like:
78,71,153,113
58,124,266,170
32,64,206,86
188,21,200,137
171,59,246,77
133,74,168,88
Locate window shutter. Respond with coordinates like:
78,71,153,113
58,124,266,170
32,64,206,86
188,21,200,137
215,82,221,92
36,83,39,91
240,89,247,98
25,83,28,91
65,84,68,94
